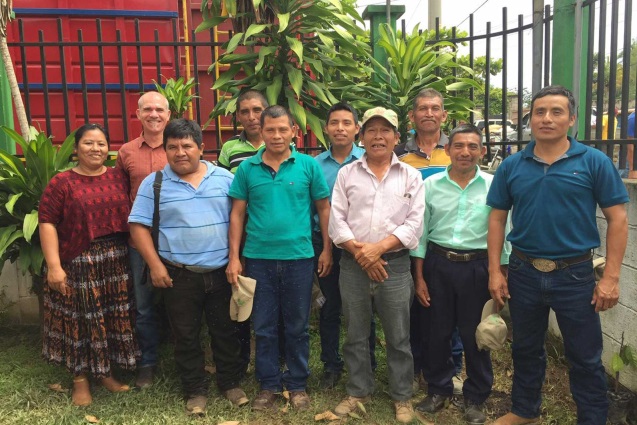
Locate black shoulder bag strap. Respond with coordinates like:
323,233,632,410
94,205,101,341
151,170,163,251
142,171,163,286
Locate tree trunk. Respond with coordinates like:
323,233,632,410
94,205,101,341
0,34,29,137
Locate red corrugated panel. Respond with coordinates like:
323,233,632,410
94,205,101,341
7,3,179,148
13,1,177,12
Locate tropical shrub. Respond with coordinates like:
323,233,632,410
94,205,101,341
342,24,480,138
0,126,75,278
610,332,637,393
197,0,372,146
152,76,199,120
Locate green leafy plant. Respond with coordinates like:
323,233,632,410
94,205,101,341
0,126,75,278
610,332,637,393
343,24,480,138
197,0,372,146
152,76,199,120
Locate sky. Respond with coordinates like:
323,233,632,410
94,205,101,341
354,0,636,91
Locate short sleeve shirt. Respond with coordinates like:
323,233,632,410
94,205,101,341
486,137,629,258
39,168,131,262
115,135,167,201
217,132,264,174
229,148,330,260
129,162,234,269
394,132,450,180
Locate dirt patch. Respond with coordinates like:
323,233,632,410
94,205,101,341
416,334,578,424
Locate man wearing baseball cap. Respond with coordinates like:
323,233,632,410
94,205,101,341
329,107,425,423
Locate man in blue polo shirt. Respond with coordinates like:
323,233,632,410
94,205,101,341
487,86,629,425
227,105,331,412
129,119,248,416
313,102,375,389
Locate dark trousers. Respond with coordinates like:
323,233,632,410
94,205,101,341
312,232,377,373
162,264,243,396
411,273,464,376
420,249,493,404
507,253,607,423
237,319,251,373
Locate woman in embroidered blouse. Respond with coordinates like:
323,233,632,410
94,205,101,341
39,123,139,406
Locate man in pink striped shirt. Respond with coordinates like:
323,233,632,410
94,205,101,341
328,107,425,424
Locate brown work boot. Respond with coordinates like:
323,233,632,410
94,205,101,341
491,412,540,425
185,395,207,416
334,395,371,416
290,391,311,411
224,387,249,407
252,389,278,411
394,400,415,424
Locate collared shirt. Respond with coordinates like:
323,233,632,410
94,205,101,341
128,161,234,269
410,165,510,264
394,131,450,180
487,137,629,259
312,144,365,230
116,134,168,201
218,131,265,174
229,148,330,260
329,153,425,250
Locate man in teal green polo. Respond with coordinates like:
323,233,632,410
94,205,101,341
226,105,331,412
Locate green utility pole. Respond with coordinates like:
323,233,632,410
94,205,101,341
362,5,405,82
551,0,590,137
0,51,16,154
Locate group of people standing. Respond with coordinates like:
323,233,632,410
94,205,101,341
38,84,628,425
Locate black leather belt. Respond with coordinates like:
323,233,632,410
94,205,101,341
428,242,488,262
161,257,223,274
512,248,592,272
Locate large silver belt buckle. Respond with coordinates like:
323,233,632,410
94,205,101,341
532,258,557,272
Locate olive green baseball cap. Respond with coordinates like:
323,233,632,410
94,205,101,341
361,107,399,129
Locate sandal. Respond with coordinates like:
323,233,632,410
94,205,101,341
101,376,130,393
72,376,92,406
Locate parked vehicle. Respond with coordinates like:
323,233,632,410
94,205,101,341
503,113,531,142
474,118,514,133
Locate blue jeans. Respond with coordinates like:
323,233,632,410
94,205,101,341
129,246,159,368
451,328,464,374
507,253,608,424
246,258,314,392
339,252,414,401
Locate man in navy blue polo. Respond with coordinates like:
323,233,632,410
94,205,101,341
487,85,629,425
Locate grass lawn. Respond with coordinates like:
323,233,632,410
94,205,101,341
0,319,578,425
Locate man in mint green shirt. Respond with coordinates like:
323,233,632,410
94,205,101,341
411,124,509,425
